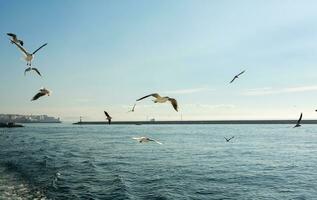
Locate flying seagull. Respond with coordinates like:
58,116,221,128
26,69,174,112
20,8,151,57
7,33,23,46
136,93,178,111
128,103,136,112
293,113,303,128
104,111,112,124
24,67,41,77
132,137,162,145
230,70,245,83
10,39,47,66
31,88,51,101
224,136,234,142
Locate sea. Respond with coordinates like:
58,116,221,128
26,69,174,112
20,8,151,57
0,124,316,199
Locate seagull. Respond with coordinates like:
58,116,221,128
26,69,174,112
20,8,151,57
10,39,47,66
136,93,178,111
31,88,51,101
24,67,41,77
230,70,245,83
7,33,23,46
293,113,303,128
132,137,162,145
128,103,136,112
104,111,112,124
224,136,234,142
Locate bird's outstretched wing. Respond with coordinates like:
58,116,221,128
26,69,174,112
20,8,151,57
229,77,237,84
32,68,42,76
149,138,162,145
297,113,303,124
24,67,31,76
7,33,17,39
224,137,229,141
31,92,45,101
11,39,28,56
229,136,234,141
237,70,245,76
168,98,178,111
136,93,160,101
32,43,47,55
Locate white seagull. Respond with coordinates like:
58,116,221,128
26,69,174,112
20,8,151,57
128,103,136,112
230,70,245,83
293,113,303,128
10,39,47,66
7,33,24,46
132,137,162,145
31,88,51,101
136,93,178,112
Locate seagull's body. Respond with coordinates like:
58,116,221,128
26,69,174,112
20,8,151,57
24,67,41,77
136,93,178,111
230,70,245,83
104,111,112,124
31,88,51,101
132,137,162,145
294,113,302,128
7,33,23,46
128,104,136,112
10,39,47,66
224,136,234,142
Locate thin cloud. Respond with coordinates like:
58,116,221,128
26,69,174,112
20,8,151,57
243,85,317,96
163,87,215,94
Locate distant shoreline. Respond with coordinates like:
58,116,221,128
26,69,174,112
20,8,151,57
73,120,317,125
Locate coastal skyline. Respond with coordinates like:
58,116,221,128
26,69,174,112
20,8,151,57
2,1,317,121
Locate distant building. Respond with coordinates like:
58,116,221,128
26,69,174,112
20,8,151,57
0,114,61,123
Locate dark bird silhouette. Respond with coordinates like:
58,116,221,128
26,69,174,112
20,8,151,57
293,113,302,128
7,33,23,46
230,70,245,83
136,93,178,112
224,136,234,142
31,88,51,101
104,111,112,124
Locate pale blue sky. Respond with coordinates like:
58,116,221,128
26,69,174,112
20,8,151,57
1,0,317,121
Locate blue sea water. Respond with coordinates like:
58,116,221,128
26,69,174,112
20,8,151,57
0,124,316,199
